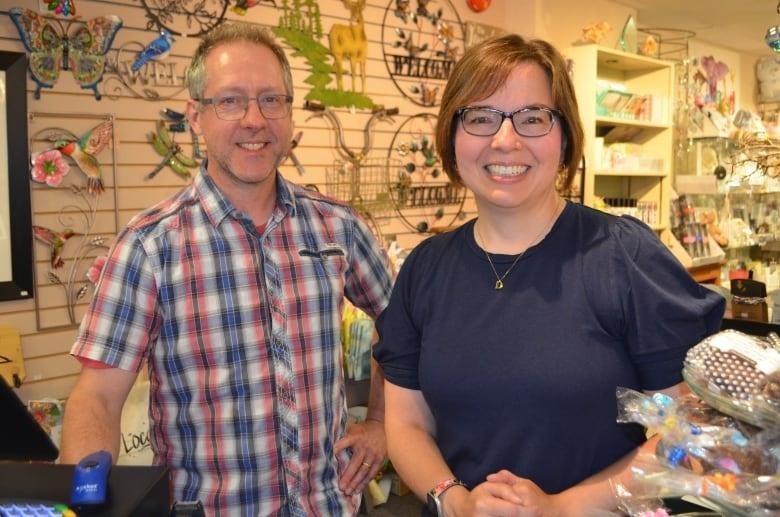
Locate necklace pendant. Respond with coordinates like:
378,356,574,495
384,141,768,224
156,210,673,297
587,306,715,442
494,279,504,290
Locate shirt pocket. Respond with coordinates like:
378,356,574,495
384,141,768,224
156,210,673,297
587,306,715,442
298,243,347,277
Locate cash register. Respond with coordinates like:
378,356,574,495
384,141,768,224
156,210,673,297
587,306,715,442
0,377,170,516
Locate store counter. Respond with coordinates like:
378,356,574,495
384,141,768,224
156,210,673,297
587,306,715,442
0,463,170,516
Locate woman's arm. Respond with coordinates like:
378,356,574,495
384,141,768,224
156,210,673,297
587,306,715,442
385,382,524,516
489,382,691,517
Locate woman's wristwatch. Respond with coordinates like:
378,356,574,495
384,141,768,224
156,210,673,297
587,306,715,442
426,478,467,516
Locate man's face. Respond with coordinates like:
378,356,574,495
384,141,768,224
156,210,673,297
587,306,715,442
187,40,294,192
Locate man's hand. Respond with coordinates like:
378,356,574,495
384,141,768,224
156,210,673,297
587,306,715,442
334,419,386,495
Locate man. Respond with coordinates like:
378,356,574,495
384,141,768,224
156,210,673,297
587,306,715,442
59,23,393,516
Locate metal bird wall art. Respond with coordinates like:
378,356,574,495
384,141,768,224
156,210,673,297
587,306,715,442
231,0,277,16
54,119,114,195
32,226,81,269
131,29,173,72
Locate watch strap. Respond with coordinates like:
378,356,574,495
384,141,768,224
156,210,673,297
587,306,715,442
426,478,467,516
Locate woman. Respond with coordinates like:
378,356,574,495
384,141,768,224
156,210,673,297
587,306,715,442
373,34,725,516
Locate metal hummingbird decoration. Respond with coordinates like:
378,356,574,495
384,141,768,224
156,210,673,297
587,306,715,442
32,226,82,269
54,119,114,195
28,114,118,329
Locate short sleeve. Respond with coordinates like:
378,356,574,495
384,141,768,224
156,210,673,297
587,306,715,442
590,216,726,390
373,239,435,390
344,213,394,319
71,229,158,372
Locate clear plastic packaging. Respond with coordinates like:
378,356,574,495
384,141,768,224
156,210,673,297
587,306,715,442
683,330,780,429
615,387,780,514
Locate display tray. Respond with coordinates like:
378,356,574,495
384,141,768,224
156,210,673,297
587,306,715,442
682,366,780,429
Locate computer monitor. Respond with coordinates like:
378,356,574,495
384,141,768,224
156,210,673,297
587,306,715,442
0,375,59,461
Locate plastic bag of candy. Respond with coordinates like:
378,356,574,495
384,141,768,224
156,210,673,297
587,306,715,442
616,387,777,476
625,452,780,515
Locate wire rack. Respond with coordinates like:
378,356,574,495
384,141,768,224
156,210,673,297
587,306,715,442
325,157,402,217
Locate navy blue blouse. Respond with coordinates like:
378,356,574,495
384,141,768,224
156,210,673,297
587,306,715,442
374,201,725,495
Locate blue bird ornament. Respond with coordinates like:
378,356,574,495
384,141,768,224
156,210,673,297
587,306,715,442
131,29,173,72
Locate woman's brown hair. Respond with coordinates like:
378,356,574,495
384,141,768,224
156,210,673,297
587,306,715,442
435,33,584,191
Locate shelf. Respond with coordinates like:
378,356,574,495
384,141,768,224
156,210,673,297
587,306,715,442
595,46,671,72
565,43,674,230
594,169,668,177
596,116,670,130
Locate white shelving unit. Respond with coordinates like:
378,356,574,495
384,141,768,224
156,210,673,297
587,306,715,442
565,44,675,232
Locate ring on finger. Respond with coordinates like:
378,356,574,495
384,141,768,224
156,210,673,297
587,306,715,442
361,461,371,468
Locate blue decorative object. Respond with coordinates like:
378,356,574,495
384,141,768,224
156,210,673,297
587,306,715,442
131,29,173,72
766,26,780,53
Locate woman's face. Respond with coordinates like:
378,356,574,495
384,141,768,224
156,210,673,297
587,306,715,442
454,61,564,211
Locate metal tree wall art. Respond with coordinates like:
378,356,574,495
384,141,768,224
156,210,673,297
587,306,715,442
28,113,119,330
140,0,228,37
727,131,780,181
8,7,123,100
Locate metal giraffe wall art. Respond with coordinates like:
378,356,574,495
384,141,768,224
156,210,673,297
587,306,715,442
329,0,368,94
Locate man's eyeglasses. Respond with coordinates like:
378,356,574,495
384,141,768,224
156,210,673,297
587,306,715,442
456,106,562,137
198,94,293,121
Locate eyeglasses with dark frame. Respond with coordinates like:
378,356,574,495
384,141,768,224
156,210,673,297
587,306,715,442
456,106,563,137
198,94,294,121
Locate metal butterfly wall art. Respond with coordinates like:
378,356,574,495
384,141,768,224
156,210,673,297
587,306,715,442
9,7,123,100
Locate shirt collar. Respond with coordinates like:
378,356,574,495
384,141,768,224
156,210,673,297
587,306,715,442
193,163,297,228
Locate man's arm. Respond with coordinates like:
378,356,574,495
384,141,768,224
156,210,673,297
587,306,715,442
59,365,138,464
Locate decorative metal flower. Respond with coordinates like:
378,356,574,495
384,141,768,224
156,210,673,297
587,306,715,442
30,149,71,187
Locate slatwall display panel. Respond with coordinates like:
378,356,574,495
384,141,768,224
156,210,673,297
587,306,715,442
0,0,500,401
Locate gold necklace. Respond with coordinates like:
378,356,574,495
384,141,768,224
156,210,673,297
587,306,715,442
475,199,564,290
